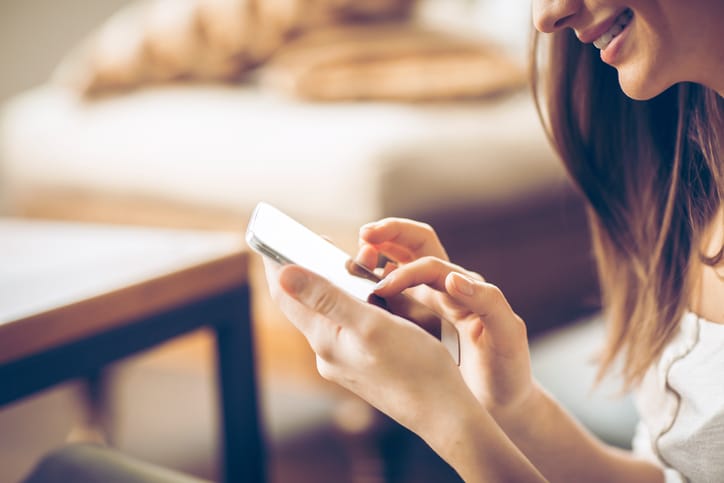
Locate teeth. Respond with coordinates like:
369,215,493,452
594,33,613,49
593,9,632,50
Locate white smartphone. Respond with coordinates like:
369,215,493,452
246,202,460,365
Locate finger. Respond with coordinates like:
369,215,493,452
381,261,398,278
262,256,283,293
279,264,364,332
354,243,380,270
271,265,354,361
263,258,310,332
359,218,448,262
445,272,525,345
373,256,467,296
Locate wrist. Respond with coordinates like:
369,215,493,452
422,393,495,480
421,390,546,483
428,392,488,454
491,381,547,440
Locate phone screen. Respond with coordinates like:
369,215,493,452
246,202,460,365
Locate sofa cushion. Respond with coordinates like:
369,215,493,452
1,84,567,231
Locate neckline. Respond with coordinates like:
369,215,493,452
685,310,724,327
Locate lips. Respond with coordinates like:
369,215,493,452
593,9,633,50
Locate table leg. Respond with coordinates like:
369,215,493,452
66,370,111,446
214,287,266,483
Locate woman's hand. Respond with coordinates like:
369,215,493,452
357,218,538,424
263,258,476,435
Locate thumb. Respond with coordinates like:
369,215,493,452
279,265,360,328
444,272,526,347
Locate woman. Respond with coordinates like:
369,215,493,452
265,0,724,481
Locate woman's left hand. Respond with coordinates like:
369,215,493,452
263,258,477,436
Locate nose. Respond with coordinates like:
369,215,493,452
532,0,582,33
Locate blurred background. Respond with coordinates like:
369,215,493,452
0,0,636,482
0,0,129,104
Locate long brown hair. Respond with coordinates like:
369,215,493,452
531,29,724,387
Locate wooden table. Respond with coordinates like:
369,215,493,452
0,218,265,482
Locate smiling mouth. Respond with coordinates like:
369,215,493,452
593,9,633,50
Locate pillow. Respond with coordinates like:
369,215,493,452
261,23,526,101
52,0,417,95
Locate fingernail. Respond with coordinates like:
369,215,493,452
282,268,308,295
451,273,474,296
374,276,391,291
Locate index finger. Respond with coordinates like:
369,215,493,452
359,218,448,262
445,273,527,352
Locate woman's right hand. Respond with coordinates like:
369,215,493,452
356,218,541,425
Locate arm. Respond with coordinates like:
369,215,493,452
496,384,663,483
360,218,665,483
377,262,664,483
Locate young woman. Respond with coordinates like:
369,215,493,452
265,0,724,481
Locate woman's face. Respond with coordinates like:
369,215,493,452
532,0,724,100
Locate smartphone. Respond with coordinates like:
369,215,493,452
246,202,460,365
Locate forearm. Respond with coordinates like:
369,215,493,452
421,394,548,483
496,383,664,483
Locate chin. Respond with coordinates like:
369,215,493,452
616,65,672,101
618,81,654,100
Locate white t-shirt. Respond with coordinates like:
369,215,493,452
632,311,724,482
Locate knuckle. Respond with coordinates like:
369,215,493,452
417,221,435,234
418,222,443,244
513,314,528,339
416,255,446,274
418,255,438,266
311,289,338,316
308,319,337,360
481,283,508,311
379,217,402,230
467,270,485,282
316,358,337,382
315,343,335,363
487,283,505,302
357,320,381,344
